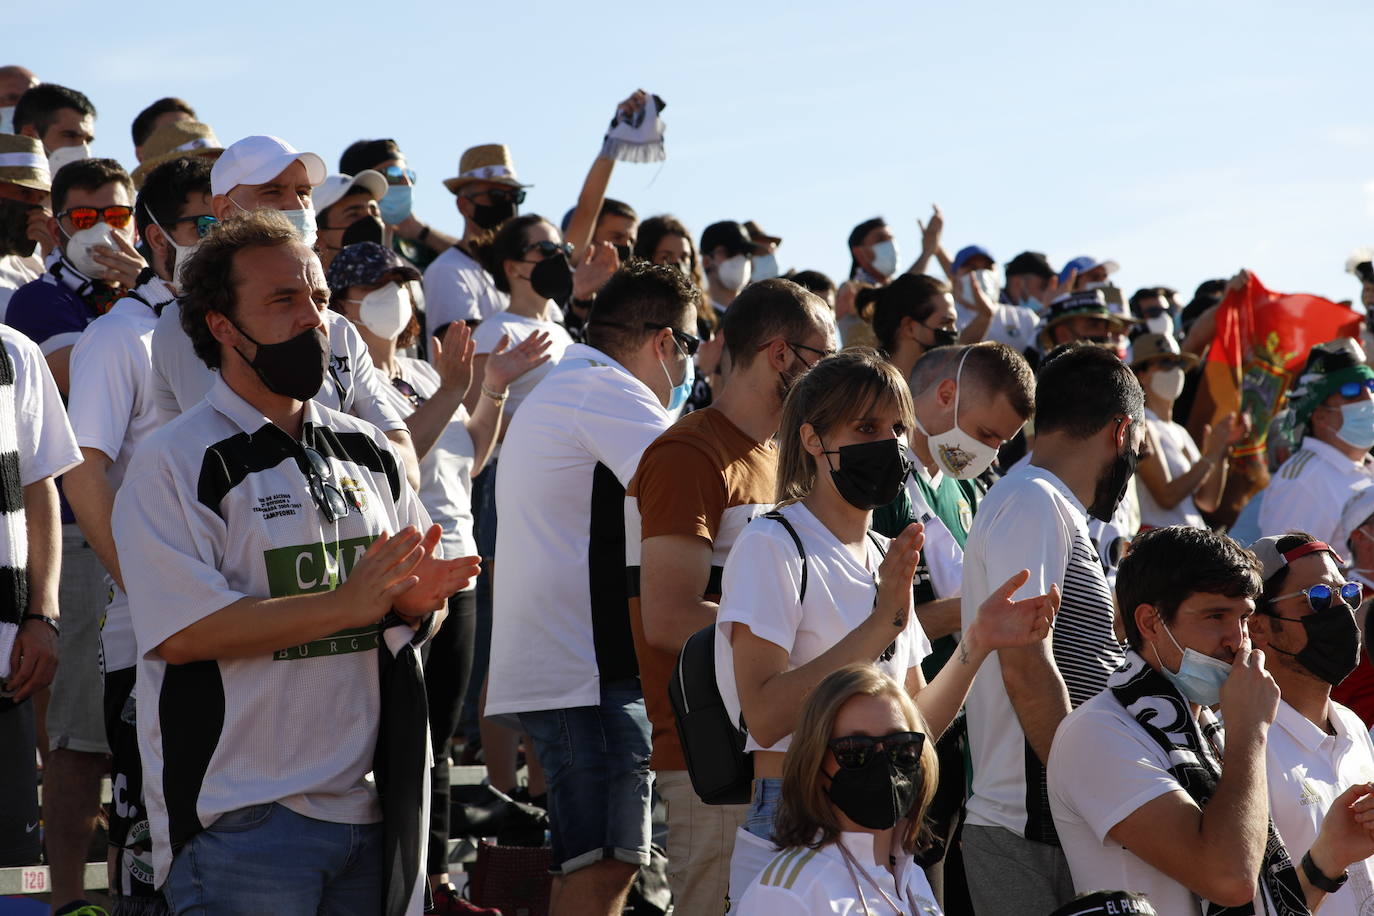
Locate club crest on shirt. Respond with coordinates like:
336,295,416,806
957,497,974,533
339,477,368,512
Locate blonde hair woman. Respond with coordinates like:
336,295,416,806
736,664,942,914
716,349,1059,902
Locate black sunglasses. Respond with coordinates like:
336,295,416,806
303,447,353,523
391,377,427,409
522,240,574,261
648,322,701,357
827,731,925,772
787,341,834,368
1271,581,1363,614
166,214,219,239
466,187,526,206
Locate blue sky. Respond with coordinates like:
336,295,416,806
16,0,1374,304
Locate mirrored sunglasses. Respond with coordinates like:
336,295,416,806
60,205,134,231
1273,581,1363,613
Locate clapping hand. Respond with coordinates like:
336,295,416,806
967,569,1059,650
484,331,553,393
431,321,476,398
393,524,481,620
918,204,943,257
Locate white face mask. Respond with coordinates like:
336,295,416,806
47,142,91,176
751,251,779,282
870,240,898,278
914,349,1000,480
1145,313,1174,336
146,209,199,294
358,283,411,340
62,221,115,279
959,268,1002,306
716,253,751,292
1150,366,1186,401
0,106,15,134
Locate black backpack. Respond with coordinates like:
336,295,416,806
668,511,808,805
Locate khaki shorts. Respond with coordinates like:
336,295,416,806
46,525,111,755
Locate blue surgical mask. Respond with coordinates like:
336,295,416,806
379,185,413,225
1336,400,1374,451
663,342,695,412
232,199,317,247
1019,296,1044,314
752,251,779,281
870,240,898,279
1155,621,1231,707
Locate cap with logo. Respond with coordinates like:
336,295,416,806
325,241,421,296
131,121,223,189
1059,254,1121,285
312,170,388,216
700,220,754,257
952,244,995,272
1005,250,1055,280
442,144,530,195
210,135,327,198
1129,332,1199,370
1039,289,1139,342
0,134,50,192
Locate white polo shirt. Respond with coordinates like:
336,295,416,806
1048,688,1205,915
1261,437,1374,547
486,343,670,717
715,501,931,754
149,305,408,436
736,832,942,915
1266,699,1374,915
422,245,508,326
66,275,174,673
112,375,434,884
962,463,1125,840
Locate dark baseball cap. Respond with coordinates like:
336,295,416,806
1005,251,1055,280
700,220,754,257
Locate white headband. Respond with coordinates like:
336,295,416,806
173,137,216,153
0,151,48,171
459,163,516,181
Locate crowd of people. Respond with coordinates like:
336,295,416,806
4,64,1374,916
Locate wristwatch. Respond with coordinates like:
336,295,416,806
1302,850,1348,893
21,613,60,636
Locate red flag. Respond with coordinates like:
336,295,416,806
1188,272,1361,525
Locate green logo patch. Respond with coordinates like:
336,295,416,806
263,535,380,661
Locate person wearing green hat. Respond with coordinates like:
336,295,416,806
1260,338,1374,548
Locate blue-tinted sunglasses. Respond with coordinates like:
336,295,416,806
166,214,219,239
381,165,416,186
1272,581,1363,613
1335,378,1374,399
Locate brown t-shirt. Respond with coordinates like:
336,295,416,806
626,407,777,770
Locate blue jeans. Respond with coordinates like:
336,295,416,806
742,777,784,841
162,803,382,915
519,679,653,875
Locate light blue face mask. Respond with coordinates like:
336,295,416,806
1336,399,1374,451
752,251,779,281
232,198,317,247
1019,296,1044,314
1155,620,1231,707
663,340,695,412
379,185,413,225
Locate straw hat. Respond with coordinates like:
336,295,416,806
442,144,530,194
132,121,223,189
0,134,51,192
1128,332,1199,370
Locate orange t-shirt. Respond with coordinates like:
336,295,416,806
626,407,777,770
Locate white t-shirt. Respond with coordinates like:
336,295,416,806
1260,437,1374,548
0,252,42,322
1048,688,1205,916
736,832,942,915
470,309,575,456
66,275,174,673
1139,407,1206,529
0,322,80,487
112,375,434,885
716,501,931,754
149,305,408,438
486,343,670,716
962,463,1125,838
962,301,1041,350
422,245,508,327
1266,699,1374,916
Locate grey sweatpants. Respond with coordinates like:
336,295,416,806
962,824,1075,915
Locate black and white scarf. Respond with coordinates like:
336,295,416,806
1108,651,1309,916
0,343,26,687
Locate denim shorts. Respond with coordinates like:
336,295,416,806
742,777,784,841
163,803,382,915
519,679,653,875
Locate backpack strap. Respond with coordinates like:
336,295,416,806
763,510,808,603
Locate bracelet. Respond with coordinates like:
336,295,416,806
21,613,60,636
416,224,431,244
1301,849,1348,893
480,383,508,404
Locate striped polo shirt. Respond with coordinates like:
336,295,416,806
112,375,434,884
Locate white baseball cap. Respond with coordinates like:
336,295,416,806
1334,486,1374,559
312,170,388,215
210,135,327,198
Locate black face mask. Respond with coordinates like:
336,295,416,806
926,327,958,350
1088,426,1140,522
529,254,574,304
821,437,910,511
1268,607,1362,686
232,323,329,402
825,750,920,831
341,215,384,248
614,243,633,263
471,198,517,231
0,199,37,258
